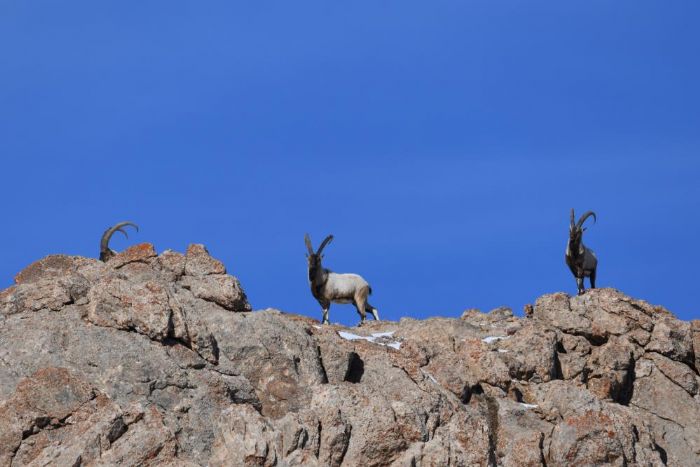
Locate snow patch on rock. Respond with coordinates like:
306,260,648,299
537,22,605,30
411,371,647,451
338,330,402,350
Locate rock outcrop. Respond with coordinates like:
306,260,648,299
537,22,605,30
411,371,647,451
0,244,698,466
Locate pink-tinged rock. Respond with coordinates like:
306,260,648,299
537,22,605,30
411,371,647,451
14,254,95,285
157,250,186,281
86,273,219,364
180,274,251,312
632,358,700,431
557,333,591,383
496,399,552,466
533,292,592,335
534,289,658,342
108,243,158,268
631,357,700,465
0,368,150,467
458,337,511,389
87,276,173,341
210,404,281,467
647,315,694,364
1,255,97,315
97,406,178,466
549,408,662,466
185,244,226,276
1,248,699,466
0,280,76,315
645,352,698,396
692,320,700,373
497,324,560,383
585,337,635,402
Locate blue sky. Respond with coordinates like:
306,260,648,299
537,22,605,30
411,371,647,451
1,2,698,324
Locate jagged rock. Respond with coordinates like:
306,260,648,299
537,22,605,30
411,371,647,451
179,274,250,312
692,320,700,373
184,244,227,276
495,399,551,466
585,336,636,402
88,274,176,340
0,368,178,467
645,351,698,396
631,357,700,464
0,247,698,466
497,324,560,383
557,333,592,383
0,254,95,315
548,406,663,466
210,405,281,467
647,315,694,364
461,306,514,324
109,242,159,269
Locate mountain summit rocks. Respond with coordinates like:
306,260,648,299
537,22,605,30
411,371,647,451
0,244,698,466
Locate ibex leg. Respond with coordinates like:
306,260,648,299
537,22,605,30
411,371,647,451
366,303,379,321
354,299,367,326
321,305,330,325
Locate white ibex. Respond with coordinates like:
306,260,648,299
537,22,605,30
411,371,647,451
305,233,379,326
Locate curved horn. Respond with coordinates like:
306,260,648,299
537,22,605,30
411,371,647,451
316,235,334,255
100,221,139,256
576,211,596,228
304,233,314,255
570,208,575,229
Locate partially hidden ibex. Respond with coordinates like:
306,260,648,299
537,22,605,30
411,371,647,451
305,233,379,326
565,209,597,295
100,221,139,261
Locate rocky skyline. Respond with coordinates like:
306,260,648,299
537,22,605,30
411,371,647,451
1,243,698,465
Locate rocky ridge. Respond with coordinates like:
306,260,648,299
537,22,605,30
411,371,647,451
0,243,698,466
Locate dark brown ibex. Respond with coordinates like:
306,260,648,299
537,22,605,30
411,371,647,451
305,233,379,326
565,209,597,295
100,222,139,261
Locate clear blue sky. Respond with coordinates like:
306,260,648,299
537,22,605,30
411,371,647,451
1,2,699,324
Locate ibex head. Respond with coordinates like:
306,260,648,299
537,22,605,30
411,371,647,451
100,221,139,261
305,233,333,272
569,209,596,246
